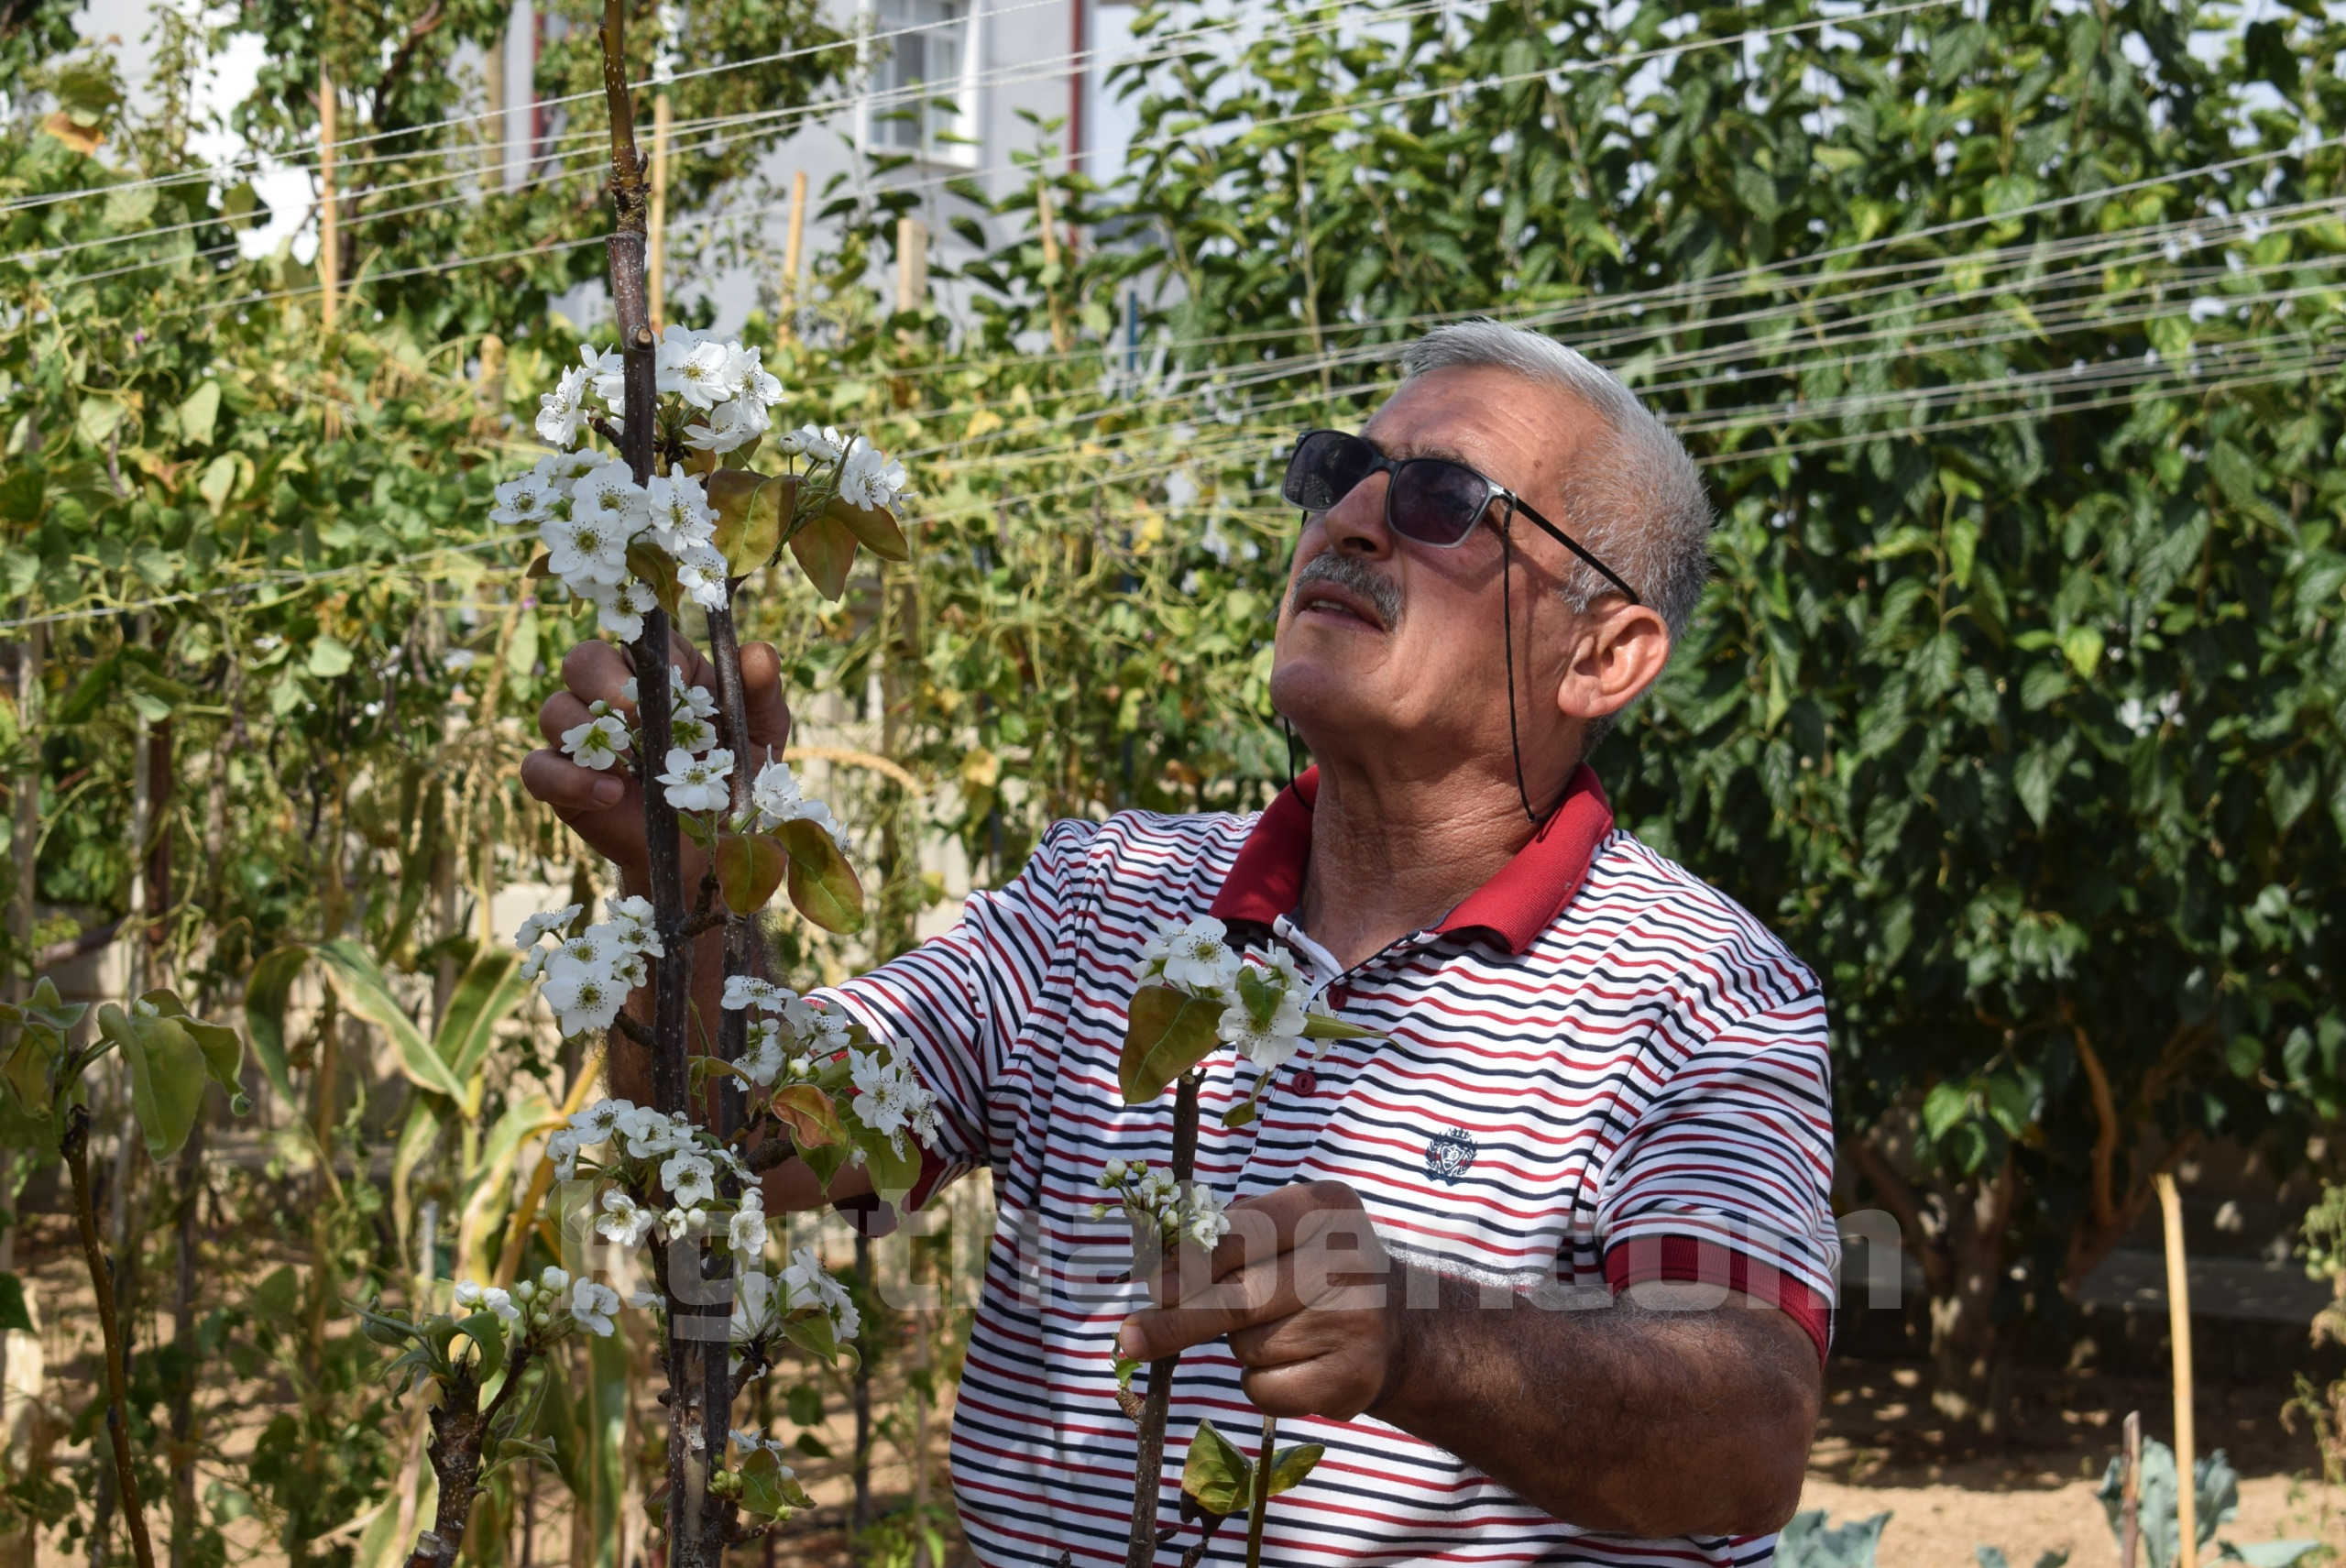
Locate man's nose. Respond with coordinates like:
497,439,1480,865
1321,473,1394,557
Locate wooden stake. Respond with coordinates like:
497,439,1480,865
778,168,807,342
2120,1409,2143,1568
648,91,672,331
1036,183,1070,353
895,214,928,313
483,27,506,186
319,63,338,332
2156,1171,2198,1568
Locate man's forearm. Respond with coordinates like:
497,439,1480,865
1370,1267,1818,1539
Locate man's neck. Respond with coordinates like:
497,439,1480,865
1293,761,1545,970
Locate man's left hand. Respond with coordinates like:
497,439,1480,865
1116,1179,1401,1421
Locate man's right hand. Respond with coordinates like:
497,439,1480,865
520,633,795,887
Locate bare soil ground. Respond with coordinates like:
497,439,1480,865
1800,1363,2346,1568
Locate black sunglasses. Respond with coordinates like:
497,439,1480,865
1280,428,1641,605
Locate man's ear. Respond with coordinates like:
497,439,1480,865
1553,601,1671,726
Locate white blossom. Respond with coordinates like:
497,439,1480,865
589,577,659,641
836,437,910,512
541,512,632,591
674,541,732,611
569,460,651,535
606,895,660,954
658,746,734,813
682,392,768,455
535,364,592,448
662,1150,718,1209
617,1104,689,1159
783,1245,860,1339
646,473,718,556
781,424,847,463
656,325,738,410
515,905,583,951
669,711,718,755
570,1277,620,1336
729,1198,768,1258
547,1128,584,1181
582,344,626,412
785,997,852,1055
490,468,560,527
454,1279,522,1324
1148,916,1243,995
1181,1182,1231,1248
561,712,631,771
848,1048,937,1154
570,1098,630,1140
540,1265,571,1293
597,1189,657,1248
732,1269,776,1340
722,975,795,1013
541,957,627,1036
535,448,602,494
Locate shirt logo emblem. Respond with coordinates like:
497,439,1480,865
1424,1128,1475,1184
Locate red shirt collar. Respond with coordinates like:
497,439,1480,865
1208,763,1616,956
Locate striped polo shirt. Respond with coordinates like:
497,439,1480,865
825,763,1838,1568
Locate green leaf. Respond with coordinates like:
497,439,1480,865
1265,1442,1324,1497
716,831,790,916
1179,1418,1253,1517
433,946,531,1096
242,946,306,1106
196,453,239,512
312,940,462,1102
738,1447,815,1519
1301,1011,1376,1041
787,511,860,601
456,1310,507,1379
2013,745,2058,829
2059,626,2103,677
306,637,355,678
862,1129,922,1204
1120,984,1223,1105
76,394,126,446
1921,1080,1971,1143
103,1004,211,1160
777,817,865,934
178,380,221,446
0,1270,31,1333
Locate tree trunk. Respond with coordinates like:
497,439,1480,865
1927,1158,2019,1432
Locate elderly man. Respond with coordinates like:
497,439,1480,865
521,320,1837,1566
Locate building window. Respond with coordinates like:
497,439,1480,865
873,0,970,158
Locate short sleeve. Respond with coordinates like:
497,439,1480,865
816,818,1098,1211
1592,988,1840,1360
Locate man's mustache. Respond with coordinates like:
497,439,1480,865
1288,552,1403,630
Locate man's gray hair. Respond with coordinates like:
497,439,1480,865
1398,319,1714,752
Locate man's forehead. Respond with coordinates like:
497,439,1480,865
1363,370,1586,479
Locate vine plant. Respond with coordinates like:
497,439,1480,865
370,6,940,1564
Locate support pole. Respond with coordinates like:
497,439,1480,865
2156,1171,2197,1568
778,169,807,343
319,63,338,332
648,92,672,330
895,215,928,317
